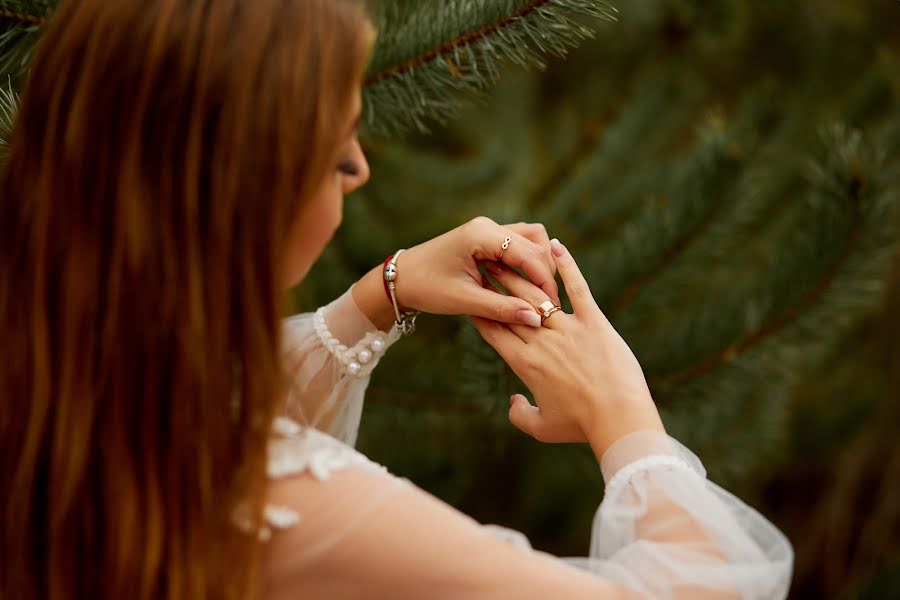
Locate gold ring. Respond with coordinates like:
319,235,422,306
536,300,562,325
497,236,511,261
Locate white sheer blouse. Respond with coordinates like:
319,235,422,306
254,289,794,599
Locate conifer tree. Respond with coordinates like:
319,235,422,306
3,1,899,596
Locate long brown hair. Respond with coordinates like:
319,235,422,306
0,0,373,598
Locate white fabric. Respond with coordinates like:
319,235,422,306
280,288,401,446
259,289,794,599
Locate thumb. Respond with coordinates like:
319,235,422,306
508,394,545,440
462,286,542,328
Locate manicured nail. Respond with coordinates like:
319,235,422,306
550,238,566,257
517,309,541,328
509,395,516,407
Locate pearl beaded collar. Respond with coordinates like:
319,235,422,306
313,308,392,377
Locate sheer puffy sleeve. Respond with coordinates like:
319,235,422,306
280,288,401,446
260,425,794,599
571,429,793,598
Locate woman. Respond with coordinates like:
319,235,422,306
0,0,793,598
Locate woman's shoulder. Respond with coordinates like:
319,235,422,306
267,416,390,482
239,417,403,544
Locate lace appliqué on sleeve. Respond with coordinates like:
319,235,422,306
234,417,392,541
267,417,389,481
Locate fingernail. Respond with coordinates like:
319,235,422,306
485,262,502,275
517,309,541,328
550,238,566,257
509,395,516,407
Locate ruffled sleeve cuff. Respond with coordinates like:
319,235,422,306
599,429,704,484
587,429,794,599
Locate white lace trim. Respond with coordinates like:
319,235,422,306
235,417,390,541
255,505,302,541
604,454,695,498
267,418,388,481
313,308,395,378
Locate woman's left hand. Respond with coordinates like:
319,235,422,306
353,217,558,330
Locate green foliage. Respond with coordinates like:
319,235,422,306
301,2,900,583
0,0,51,82
0,0,615,148
0,1,50,155
3,0,899,595
0,78,17,154
364,0,616,135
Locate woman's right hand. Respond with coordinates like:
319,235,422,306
470,239,665,459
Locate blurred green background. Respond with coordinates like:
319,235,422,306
293,2,900,598
3,0,899,598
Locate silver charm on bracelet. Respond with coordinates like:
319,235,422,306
383,249,420,336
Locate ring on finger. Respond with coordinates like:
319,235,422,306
536,300,562,326
497,236,511,261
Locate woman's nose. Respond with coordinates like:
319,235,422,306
343,139,370,194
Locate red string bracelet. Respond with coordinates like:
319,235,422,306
382,254,395,305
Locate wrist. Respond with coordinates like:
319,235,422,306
353,265,397,332
583,398,665,465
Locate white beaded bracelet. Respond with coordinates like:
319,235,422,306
313,308,390,377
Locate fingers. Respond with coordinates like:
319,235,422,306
471,326,548,441
467,217,560,303
484,261,564,337
463,285,542,328
469,316,527,365
480,271,540,342
484,262,550,311
549,239,598,317
508,394,546,440
503,222,556,280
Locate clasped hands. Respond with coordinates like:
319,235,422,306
355,216,663,458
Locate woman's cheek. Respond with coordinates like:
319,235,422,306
309,177,343,242
281,179,344,288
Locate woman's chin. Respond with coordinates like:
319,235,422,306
283,260,315,290
281,216,341,290
282,240,337,290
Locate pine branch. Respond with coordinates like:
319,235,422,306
605,127,741,316
0,77,17,156
655,125,892,388
533,67,706,229
0,1,617,139
0,8,44,25
606,93,836,376
653,125,899,479
364,0,616,135
0,0,52,78
563,112,739,311
0,2,52,157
